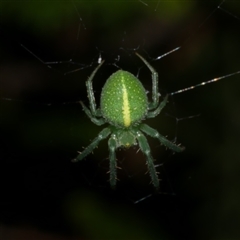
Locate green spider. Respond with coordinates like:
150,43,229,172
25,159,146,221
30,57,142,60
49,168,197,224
72,53,184,189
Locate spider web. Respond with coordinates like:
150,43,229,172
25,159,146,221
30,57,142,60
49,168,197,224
1,1,240,239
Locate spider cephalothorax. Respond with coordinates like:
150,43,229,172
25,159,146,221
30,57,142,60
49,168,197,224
72,53,184,189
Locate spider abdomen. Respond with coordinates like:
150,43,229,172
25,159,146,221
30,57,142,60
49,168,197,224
100,70,148,128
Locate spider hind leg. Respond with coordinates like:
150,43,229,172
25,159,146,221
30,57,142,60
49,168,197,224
147,95,168,119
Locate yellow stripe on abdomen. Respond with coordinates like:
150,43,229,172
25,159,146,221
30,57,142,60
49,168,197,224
122,83,131,127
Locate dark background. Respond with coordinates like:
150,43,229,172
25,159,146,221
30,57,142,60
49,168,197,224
1,1,240,239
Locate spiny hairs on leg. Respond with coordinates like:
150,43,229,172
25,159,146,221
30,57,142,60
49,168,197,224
136,131,159,189
108,135,118,189
72,127,111,162
140,123,184,152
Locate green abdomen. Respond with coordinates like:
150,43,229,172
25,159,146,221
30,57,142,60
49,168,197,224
100,70,148,128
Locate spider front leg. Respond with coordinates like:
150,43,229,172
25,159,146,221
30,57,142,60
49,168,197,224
72,127,111,162
108,134,118,188
136,131,159,189
140,124,184,152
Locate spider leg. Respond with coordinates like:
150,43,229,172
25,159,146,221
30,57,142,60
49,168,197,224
136,131,159,189
72,127,111,162
80,101,106,126
85,60,105,117
108,135,118,188
147,95,168,118
135,53,159,110
140,124,184,152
